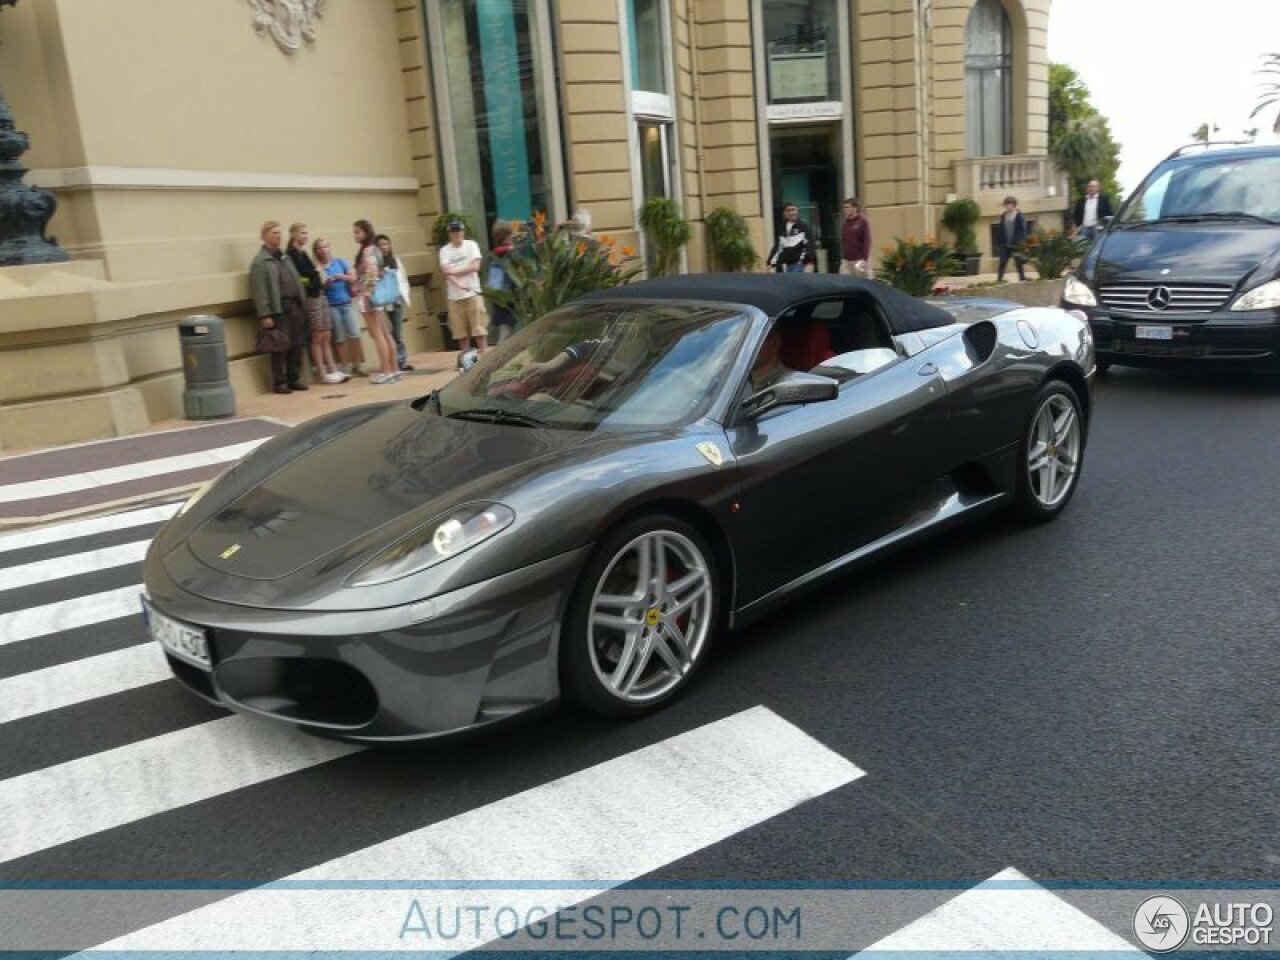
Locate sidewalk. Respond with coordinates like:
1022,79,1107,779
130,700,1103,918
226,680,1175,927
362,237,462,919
0,349,461,528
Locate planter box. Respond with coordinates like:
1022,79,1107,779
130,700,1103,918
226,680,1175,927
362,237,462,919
948,278,1065,308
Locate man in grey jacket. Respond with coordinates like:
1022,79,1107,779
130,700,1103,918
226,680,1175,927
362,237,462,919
249,220,308,393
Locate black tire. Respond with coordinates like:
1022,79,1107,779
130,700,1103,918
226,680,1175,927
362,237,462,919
1013,380,1085,523
561,514,720,718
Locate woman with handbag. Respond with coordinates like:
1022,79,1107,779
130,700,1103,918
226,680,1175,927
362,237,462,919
353,219,400,384
375,234,413,372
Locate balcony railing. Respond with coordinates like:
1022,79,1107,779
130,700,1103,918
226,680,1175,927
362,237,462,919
952,154,1069,216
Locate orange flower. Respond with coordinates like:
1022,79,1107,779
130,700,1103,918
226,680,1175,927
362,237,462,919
533,210,547,227
576,241,587,255
511,219,523,233
621,245,635,257
598,233,613,246
925,234,937,244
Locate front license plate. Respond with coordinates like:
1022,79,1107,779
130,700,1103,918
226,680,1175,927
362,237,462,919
1135,325,1174,341
143,598,210,669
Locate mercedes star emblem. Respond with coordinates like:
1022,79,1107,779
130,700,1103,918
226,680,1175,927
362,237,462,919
1147,286,1173,310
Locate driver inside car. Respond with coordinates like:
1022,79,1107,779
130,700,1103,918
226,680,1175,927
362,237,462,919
749,326,795,392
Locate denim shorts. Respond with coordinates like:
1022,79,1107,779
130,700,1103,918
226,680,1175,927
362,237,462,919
328,302,360,343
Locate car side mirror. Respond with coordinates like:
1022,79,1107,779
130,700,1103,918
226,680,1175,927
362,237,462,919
1100,215,1114,228
742,372,838,420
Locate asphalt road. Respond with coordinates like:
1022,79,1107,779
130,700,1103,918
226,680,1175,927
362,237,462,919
1,363,1277,952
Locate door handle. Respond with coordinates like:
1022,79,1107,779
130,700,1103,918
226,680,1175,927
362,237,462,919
917,362,938,376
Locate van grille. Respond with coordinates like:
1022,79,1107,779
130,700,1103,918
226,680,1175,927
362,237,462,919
1098,283,1231,314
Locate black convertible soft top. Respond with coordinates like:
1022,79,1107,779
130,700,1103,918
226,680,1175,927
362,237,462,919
585,273,957,335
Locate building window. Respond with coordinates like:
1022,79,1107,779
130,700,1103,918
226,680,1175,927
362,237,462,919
638,121,670,200
628,0,666,95
625,0,674,201
964,0,1012,157
763,0,840,105
431,0,560,225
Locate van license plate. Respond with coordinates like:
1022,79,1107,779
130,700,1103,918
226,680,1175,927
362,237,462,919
1135,325,1173,341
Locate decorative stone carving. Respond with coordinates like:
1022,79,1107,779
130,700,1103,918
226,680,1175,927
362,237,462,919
249,0,325,55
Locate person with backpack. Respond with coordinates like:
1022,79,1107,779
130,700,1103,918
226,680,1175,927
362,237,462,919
484,221,518,343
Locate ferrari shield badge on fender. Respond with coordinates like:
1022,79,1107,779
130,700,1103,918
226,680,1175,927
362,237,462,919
696,442,724,468
220,543,241,560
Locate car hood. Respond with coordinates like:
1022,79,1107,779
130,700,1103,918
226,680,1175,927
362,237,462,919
1090,223,1280,286
184,404,598,581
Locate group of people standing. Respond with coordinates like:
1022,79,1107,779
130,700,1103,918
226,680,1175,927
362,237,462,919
766,198,872,277
249,219,415,393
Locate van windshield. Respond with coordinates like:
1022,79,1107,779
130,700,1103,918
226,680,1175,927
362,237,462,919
1118,152,1280,224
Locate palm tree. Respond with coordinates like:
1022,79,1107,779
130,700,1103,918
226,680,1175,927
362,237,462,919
1251,53,1280,134
1049,116,1108,203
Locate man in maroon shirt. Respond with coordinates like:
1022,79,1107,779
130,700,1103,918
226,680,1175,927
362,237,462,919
839,198,872,278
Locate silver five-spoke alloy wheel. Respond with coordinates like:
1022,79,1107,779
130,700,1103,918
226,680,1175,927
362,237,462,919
587,530,714,704
1026,391,1081,509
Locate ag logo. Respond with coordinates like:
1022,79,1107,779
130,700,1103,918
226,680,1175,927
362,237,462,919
1133,895,1189,952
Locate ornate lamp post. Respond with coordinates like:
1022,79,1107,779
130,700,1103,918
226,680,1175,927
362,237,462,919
0,0,67,265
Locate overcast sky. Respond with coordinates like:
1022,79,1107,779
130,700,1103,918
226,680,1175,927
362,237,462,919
1047,0,1280,194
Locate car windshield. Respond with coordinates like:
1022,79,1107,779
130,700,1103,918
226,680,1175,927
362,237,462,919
437,301,751,431
1118,152,1280,224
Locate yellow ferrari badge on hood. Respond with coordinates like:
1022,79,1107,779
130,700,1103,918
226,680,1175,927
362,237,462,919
696,442,724,468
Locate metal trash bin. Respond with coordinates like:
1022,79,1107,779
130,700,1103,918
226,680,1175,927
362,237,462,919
438,310,456,351
179,315,235,419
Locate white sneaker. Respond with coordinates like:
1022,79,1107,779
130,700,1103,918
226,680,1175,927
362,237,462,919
323,371,346,384
370,372,395,384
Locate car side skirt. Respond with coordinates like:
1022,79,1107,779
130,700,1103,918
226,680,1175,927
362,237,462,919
729,477,1012,631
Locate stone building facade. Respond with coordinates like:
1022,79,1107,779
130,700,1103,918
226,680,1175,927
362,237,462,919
0,0,1063,448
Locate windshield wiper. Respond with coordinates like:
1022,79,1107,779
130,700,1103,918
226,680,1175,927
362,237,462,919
1147,212,1280,226
446,407,549,428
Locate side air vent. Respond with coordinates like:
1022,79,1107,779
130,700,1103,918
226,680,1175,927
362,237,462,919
963,320,998,364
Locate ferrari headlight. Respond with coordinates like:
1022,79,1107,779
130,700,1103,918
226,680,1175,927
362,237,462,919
348,503,515,586
177,478,217,517
1062,275,1097,307
1230,279,1280,311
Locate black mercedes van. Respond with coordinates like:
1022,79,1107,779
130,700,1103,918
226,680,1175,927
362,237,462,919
1061,143,1280,370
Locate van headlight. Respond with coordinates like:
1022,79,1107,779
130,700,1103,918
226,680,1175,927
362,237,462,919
348,503,515,586
1062,275,1097,307
1230,279,1280,311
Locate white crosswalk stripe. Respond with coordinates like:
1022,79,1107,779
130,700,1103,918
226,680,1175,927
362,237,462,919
0,584,142,645
0,502,179,554
0,439,265,505
852,868,1141,953
88,707,863,952
0,715,361,864
0,539,149,591
0,644,170,724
